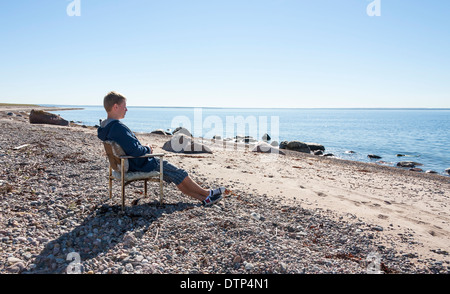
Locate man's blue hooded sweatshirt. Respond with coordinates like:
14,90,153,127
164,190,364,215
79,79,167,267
97,119,157,172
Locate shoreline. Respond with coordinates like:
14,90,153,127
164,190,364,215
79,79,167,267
1,106,449,274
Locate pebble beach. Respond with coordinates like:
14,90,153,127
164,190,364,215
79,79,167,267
1,106,449,275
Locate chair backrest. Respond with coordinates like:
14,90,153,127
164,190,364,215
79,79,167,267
103,141,129,173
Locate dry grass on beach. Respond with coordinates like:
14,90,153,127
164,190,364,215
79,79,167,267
1,106,449,274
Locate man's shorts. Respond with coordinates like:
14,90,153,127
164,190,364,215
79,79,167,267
154,158,188,186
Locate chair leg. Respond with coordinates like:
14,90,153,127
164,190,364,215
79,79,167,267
159,157,164,204
121,159,125,211
159,179,164,204
144,180,148,198
108,166,113,200
121,181,125,210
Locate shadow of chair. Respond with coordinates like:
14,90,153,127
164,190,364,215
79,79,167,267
102,140,164,210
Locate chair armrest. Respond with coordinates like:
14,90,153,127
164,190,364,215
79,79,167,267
119,153,165,159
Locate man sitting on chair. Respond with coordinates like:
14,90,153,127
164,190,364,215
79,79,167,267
97,91,224,206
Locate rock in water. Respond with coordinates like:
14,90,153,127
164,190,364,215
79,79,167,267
29,109,69,126
397,161,423,168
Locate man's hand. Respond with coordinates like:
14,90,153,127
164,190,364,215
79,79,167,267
146,144,153,154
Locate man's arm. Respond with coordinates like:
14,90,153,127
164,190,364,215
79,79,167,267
109,123,150,157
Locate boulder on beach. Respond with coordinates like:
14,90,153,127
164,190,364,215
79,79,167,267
305,143,325,152
262,133,271,141
243,136,257,143
151,129,171,136
251,141,285,155
279,140,311,153
29,109,69,126
445,168,450,175
162,133,212,154
172,127,192,137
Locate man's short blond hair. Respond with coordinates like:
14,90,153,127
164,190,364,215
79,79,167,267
103,91,127,112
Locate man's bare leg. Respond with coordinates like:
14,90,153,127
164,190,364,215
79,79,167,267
176,176,210,201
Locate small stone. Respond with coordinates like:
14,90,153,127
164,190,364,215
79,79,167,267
244,262,254,271
7,262,25,273
372,225,384,232
16,236,27,243
225,240,235,246
125,263,134,272
123,233,137,247
233,255,243,264
279,262,288,272
250,212,263,221
7,257,24,265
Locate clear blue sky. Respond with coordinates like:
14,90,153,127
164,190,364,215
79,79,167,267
1,0,449,108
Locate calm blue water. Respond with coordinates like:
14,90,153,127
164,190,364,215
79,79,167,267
47,106,450,176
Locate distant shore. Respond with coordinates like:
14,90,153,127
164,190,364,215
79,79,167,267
0,103,83,112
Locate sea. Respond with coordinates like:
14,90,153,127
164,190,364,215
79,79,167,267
46,106,450,176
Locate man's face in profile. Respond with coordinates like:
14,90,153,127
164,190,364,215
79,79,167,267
116,100,128,119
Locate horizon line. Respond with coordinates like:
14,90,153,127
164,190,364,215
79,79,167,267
39,104,450,110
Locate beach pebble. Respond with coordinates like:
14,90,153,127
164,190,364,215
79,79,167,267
371,225,384,232
7,257,24,265
125,263,134,272
250,212,264,221
244,262,254,271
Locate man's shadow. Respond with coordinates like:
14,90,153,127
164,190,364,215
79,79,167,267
28,200,196,274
